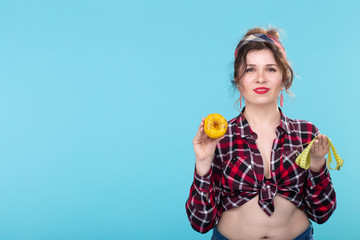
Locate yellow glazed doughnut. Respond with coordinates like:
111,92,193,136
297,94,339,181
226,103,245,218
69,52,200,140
204,113,228,138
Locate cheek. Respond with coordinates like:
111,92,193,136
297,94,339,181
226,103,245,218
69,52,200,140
237,79,244,93
238,83,249,96
238,86,243,95
238,78,251,92
272,74,283,88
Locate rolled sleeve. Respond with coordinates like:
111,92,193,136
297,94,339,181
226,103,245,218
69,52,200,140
307,163,331,190
193,168,213,202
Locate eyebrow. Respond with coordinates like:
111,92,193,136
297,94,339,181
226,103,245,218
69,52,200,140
246,64,278,67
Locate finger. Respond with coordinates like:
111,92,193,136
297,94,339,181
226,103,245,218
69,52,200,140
323,135,328,150
197,118,206,134
318,133,323,142
323,135,329,146
195,118,206,140
315,139,319,152
318,133,325,149
215,135,226,143
322,135,329,153
198,117,205,130
311,139,319,153
318,135,324,150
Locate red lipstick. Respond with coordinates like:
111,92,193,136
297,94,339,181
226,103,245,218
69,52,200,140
253,87,270,94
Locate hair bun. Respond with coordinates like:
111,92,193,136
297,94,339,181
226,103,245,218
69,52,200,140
244,27,280,40
266,29,280,40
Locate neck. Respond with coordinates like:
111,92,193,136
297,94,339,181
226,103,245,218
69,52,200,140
243,103,281,129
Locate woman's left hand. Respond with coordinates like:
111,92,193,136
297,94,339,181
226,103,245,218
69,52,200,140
309,133,329,172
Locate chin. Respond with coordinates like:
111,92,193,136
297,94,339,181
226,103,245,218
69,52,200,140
248,101,277,107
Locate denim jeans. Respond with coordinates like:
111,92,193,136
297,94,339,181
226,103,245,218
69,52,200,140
211,222,314,240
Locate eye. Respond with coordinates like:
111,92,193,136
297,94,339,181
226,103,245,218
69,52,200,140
246,68,255,72
268,67,277,72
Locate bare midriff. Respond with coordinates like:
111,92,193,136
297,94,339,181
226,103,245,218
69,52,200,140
216,194,309,240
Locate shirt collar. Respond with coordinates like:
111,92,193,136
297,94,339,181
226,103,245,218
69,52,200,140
237,107,292,138
237,108,252,138
278,108,292,134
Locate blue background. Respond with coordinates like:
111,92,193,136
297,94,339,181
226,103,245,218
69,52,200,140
0,0,358,239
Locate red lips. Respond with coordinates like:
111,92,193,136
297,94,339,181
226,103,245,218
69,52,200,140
253,87,270,94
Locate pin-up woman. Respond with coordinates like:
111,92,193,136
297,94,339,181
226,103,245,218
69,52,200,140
186,28,336,240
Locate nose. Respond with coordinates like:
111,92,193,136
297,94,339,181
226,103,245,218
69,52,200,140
256,69,267,83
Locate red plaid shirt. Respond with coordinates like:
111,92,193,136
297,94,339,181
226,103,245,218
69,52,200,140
186,108,336,233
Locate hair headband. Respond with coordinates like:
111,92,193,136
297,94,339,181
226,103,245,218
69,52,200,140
234,33,286,59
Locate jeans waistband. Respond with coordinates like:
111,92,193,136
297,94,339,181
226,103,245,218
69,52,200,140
211,228,228,240
294,222,313,240
211,222,313,240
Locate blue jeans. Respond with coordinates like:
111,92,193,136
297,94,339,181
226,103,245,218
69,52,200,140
211,222,314,240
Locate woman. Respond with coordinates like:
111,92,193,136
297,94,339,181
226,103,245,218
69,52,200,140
185,28,336,240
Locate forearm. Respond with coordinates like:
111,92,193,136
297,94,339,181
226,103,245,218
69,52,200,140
195,158,213,177
305,164,337,223
185,170,220,233
309,156,326,172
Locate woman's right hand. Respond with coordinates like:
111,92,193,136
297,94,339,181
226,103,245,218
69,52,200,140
193,117,225,176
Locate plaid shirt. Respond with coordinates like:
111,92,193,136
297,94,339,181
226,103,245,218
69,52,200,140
186,108,336,233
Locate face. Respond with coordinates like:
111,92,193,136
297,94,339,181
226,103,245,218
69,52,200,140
238,48,283,107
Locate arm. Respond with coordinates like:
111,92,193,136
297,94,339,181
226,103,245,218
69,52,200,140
185,152,223,233
305,163,336,223
185,117,224,233
304,124,337,223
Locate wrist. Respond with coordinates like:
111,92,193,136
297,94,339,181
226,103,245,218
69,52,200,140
195,161,212,177
310,157,326,172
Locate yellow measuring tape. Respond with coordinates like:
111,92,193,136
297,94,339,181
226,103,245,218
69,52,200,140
295,136,344,170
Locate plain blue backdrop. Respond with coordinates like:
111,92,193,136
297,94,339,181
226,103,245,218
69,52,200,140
0,0,358,239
